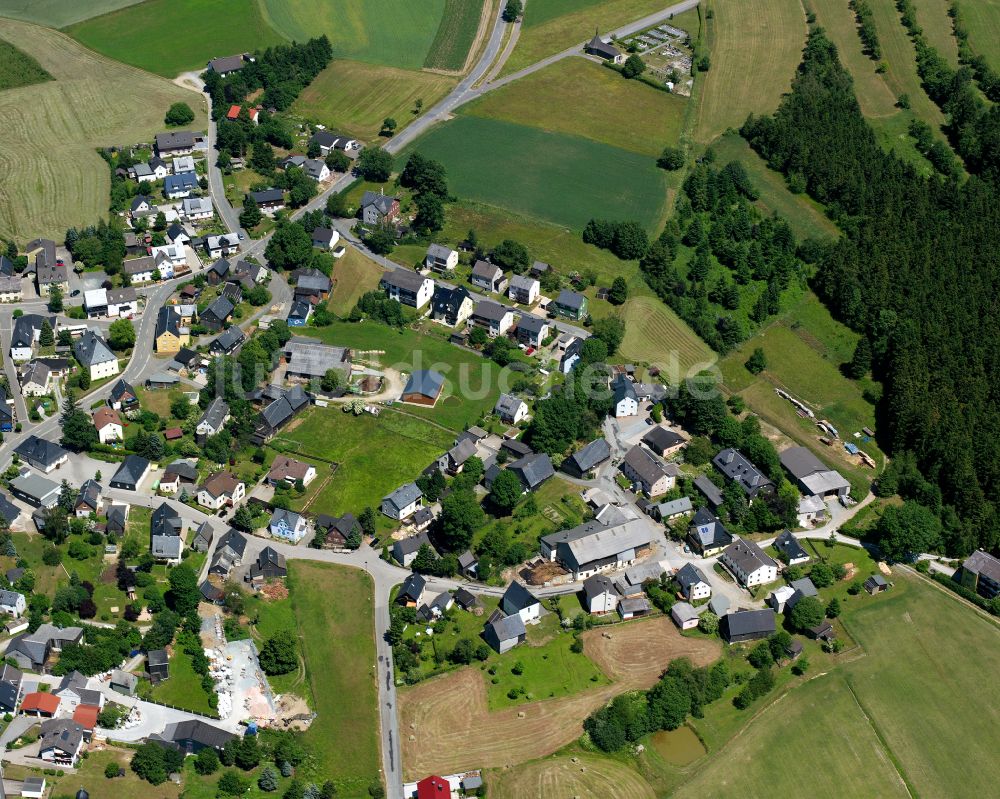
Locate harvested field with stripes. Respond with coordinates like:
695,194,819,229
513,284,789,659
619,295,717,376
0,18,207,241
488,754,658,799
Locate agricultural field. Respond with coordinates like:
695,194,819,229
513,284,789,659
407,115,670,230
960,0,1000,70
68,0,285,77
489,753,658,799
463,57,687,157
424,0,486,71
693,0,806,143
502,0,677,75
0,0,143,27
671,672,911,799
273,404,453,520
0,39,51,89
399,616,719,779
260,0,445,70
327,248,385,317
619,295,717,376
910,0,960,65
286,561,381,793
290,60,455,141
0,19,207,241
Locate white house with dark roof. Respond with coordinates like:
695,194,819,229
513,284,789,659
381,483,422,520
583,574,620,614
360,191,400,225
619,445,677,497
507,274,539,305
196,397,230,438
687,507,733,556
269,508,309,543
515,315,549,348
612,374,639,417
431,285,474,327
494,393,528,424
720,537,778,588
392,532,433,568
470,260,506,293
74,331,119,381
14,436,68,473
563,438,611,478
471,300,514,337
501,581,541,624
425,243,458,272
541,514,653,581
380,268,433,309
773,530,811,565
675,563,712,601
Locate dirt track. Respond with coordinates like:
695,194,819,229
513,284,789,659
398,617,719,779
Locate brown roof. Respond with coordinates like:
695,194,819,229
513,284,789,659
268,455,312,483
200,472,241,498
22,692,60,714
164,427,184,440
92,407,121,431
72,703,100,729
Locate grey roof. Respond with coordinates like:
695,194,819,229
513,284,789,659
508,274,538,292
555,288,586,310
642,426,686,452
360,190,397,215
402,370,445,400
294,268,331,293
303,158,327,179
106,504,128,532
155,131,196,151
583,573,619,603
458,550,477,569
217,528,247,559
486,612,525,642
123,254,156,275
787,577,818,608
865,573,889,588
384,482,423,512
689,507,733,550
19,362,49,391
198,397,229,431
709,594,731,616
381,268,426,294
779,446,828,479
156,307,182,338
284,337,349,378
567,438,611,473
209,54,247,72
200,580,224,601
471,260,502,281
270,507,303,529
0,493,19,524
622,445,676,488
11,314,52,348
473,300,511,323
0,589,23,608
14,436,67,468
111,455,150,488
676,563,710,593
502,581,540,612
774,530,810,562
516,315,547,336
494,393,525,418
9,471,59,503
399,572,426,602
714,449,775,495
74,331,116,367
587,32,621,59
147,648,168,667
723,609,777,639
156,719,234,749
672,601,699,624
39,718,84,755
963,550,1000,582
312,227,337,245
619,596,650,615
693,474,724,507
509,453,554,490
723,537,777,574
655,497,693,517
395,533,432,561
110,669,137,690
76,479,102,512
151,502,183,538
448,437,477,467
613,374,637,404
426,243,454,260
202,296,235,323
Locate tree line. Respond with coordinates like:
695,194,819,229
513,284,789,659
742,29,1000,555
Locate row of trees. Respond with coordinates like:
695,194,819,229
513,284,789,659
742,29,1000,555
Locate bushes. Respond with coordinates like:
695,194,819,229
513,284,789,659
733,666,775,709
583,219,649,260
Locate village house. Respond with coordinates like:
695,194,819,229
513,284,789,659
720,609,777,643
92,407,123,444
159,459,199,494
642,426,687,458
425,243,458,273
958,550,1000,599
773,530,811,566
283,337,351,384
155,130,198,156
182,196,214,221
209,529,247,577
687,507,734,557
515,315,549,348
0,590,26,618
470,260,506,293
208,53,252,75
381,483,423,520
676,563,712,601
612,374,639,417
714,448,776,499
397,572,426,607
9,471,60,508
0,275,23,303
108,378,139,411
501,582,541,624
315,513,359,548
268,455,317,487
483,610,526,653
201,296,235,331
507,274,540,305
311,227,339,250
19,361,52,396
210,326,246,356
471,300,514,337
380,268,434,309
109,455,150,491
269,508,309,543
392,532,433,568
14,436,68,474
583,574,620,614
164,171,199,199
431,285,474,327
619,445,678,497
552,289,588,320
494,393,528,424
720,538,779,588
74,479,103,517
197,473,245,510
779,446,851,498
247,547,287,589
39,718,86,766
205,234,240,260
507,453,555,492
541,508,652,581
400,370,445,406
250,188,285,215
360,191,400,225
563,437,612,478
196,397,230,439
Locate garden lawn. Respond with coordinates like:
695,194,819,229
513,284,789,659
14,748,179,799
327,248,385,317
0,39,51,90
962,0,1000,71
463,57,687,157
273,404,453,520
405,115,669,231
290,60,455,141
149,647,214,715
261,0,445,69
0,0,144,27
68,0,285,77
424,0,486,71
287,561,380,793
4,533,62,597
400,595,500,680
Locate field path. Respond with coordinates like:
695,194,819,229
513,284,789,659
398,617,719,779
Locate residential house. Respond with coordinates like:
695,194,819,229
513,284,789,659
309,130,359,154
311,227,340,250
129,196,155,220
6,624,83,671
21,692,60,717
508,453,555,492
959,550,1000,599
74,479,103,517
268,456,317,487
287,301,311,327
146,649,169,682
807,621,836,641
11,314,55,361
784,577,819,612
541,513,653,581
713,449,776,499
200,581,224,604
209,326,246,355
0,275,23,303
314,513,359,548
494,393,528,424
251,385,311,444
0,590,26,618
192,521,214,553
0,388,12,431
779,446,851,498
612,374,638,417
8,472,60,508
457,551,478,579
652,496,693,522
797,494,827,527
0,664,22,713
292,268,331,301
146,371,180,389
302,158,329,181
397,572,426,606
401,370,445,406
205,234,240,260
209,529,247,577
283,337,351,383
380,268,433,309
92,407,123,444
560,337,582,374
182,196,214,221
693,474,724,510
515,315,549,348
720,538,778,588
225,104,259,123
470,260,506,293
583,574,619,614
150,719,236,753
131,162,155,183
431,284,474,327
619,445,677,497
164,171,199,199
440,437,477,475
154,307,188,353
425,243,458,272
382,483,423,520
39,719,86,766
197,473,245,510
250,188,285,215
159,460,198,495
507,274,540,305
122,254,158,283
360,191,400,225
155,130,197,156
676,563,712,601
151,529,185,565
74,331,119,381
642,426,687,458
563,438,611,478
586,31,625,63
109,670,137,696
483,611,526,653
269,508,308,543
109,455,151,491
247,547,287,589
36,262,68,298
172,155,195,174
196,397,230,439
720,609,777,643
471,300,514,337
553,289,587,320
687,507,733,556
773,530,811,566
208,52,251,74
201,296,235,331
392,532,433,568
14,436,68,473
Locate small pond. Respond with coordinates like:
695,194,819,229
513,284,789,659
648,725,706,766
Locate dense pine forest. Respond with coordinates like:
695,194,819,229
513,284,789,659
741,30,1000,556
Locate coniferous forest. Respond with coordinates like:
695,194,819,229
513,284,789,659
742,30,1000,556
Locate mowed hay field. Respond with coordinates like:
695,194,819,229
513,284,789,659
0,0,143,27
464,57,688,157
261,0,445,70
408,115,669,230
399,617,719,779
424,0,487,71
910,0,960,65
620,296,716,375
960,0,1000,70
290,60,455,141
287,562,381,792
68,0,285,77
489,754,657,799
502,0,677,74
694,0,806,143
671,673,911,799
0,19,207,241
327,248,385,317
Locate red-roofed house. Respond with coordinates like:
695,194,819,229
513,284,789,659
93,407,123,444
164,427,184,441
72,703,100,738
416,776,449,799
21,692,60,717
226,105,259,124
